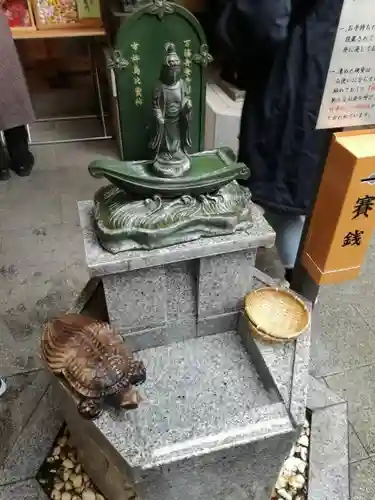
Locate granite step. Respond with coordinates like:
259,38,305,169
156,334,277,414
59,327,305,500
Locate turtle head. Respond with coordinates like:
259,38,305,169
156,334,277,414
120,387,142,410
129,360,146,386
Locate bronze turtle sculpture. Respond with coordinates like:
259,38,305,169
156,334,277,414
41,314,146,419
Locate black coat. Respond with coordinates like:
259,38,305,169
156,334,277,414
218,0,344,215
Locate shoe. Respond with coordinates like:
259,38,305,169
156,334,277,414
10,151,35,177
0,165,10,181
284,268,294,284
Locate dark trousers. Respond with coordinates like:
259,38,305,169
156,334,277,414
2,125,30,168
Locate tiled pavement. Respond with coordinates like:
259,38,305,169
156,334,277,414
1,127,375,498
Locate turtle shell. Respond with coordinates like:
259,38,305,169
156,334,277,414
41,314,140,399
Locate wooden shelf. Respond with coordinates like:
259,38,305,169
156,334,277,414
12,27,105,39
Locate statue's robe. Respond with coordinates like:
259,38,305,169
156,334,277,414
150,79,191,159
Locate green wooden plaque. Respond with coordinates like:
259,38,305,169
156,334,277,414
111,0,209,161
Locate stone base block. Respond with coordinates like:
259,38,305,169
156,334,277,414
56,269,312,500
79,201,275,350
59,329,300,500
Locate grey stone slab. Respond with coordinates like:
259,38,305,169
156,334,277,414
350,458,375,500
349,423,368,463
310,301,375,377
124,319,197,351
0,224,71,271
103,266,167,334
53,138,117,169
197,249,256,318
0,383,62,484
354,302,375,333
136,431,296,500
31,143,57,171
0,479,48,500
166,261,197,320
326,364,375,454
60,377,295,500
318,239,375,308
309,402,349,500
238,312,294,407
78,201,275,276
238,300,310,427
0,172,63,230
289,324,311,426
0,264,86,374
102,260,198,343
0,370,51,466
197,311,239,337
255,246,286,281
0,318,40,377
92,331,287,473
307,375,345,411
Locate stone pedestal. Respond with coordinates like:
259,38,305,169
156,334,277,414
57,202,311,500
78,200,275,351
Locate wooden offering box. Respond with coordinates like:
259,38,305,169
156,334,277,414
302,130,375,285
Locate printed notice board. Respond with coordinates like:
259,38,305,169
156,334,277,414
317,0,375,129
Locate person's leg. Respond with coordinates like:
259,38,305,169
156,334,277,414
3,125,34,177
264,211,306,281
0,139,10,181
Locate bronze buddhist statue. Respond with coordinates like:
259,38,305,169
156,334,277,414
150,42,192,178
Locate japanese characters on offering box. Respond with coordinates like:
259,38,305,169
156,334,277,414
342,191,375,248
317,0,375,129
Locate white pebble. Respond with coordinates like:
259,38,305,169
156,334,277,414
295,446,307,461
72,496,81,500
54,481,64,491
63,459,75,469
303,419,309,428
61,493,72,500
275,475,288,490
297,434,309,447
63,471,71,482
297,460,307,474
277,488,293,500
46,456,55,463
283,457,299,475
58,436,68,447
53,446,61,457
51,490,62,500
83,473,90,483
82,489,96,500
65,481,73,491
288,445,296,457
289,473,305,490
96,495,105,500
68,450,77,462
71,474,83,489
75,464,82,474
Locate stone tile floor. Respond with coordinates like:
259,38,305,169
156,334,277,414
0,129,375,498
